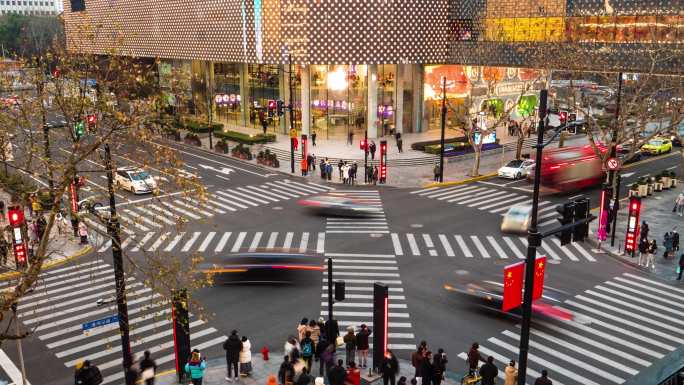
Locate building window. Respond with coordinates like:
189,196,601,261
310,65,368,139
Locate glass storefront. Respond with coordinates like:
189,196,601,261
247,64,281,132
159,59,193,116
213,62,242,127
377,64,396,137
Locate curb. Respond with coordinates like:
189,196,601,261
0,244,93,282
423,172,497,188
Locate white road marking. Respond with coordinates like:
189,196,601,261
406,233,420,256
181,232,201,252
391,233,403,256
438,234,455,257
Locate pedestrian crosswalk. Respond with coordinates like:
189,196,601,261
325,191,388,234
9,259,226,384
411,183,560,228
94,231,327,255
390,233,596,262
457,272,684,385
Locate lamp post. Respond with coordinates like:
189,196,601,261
609,73,623,247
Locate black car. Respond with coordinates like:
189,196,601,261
198,250,324,284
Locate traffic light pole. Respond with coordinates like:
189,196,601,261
327,257,333,327
364,129,368,183
609,73,623,247
517,90,548,385
104,144,133,372
610,174,621,247
439,77,446,183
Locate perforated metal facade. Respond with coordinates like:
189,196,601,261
63,0,449,65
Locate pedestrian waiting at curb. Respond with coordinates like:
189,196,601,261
638,237,649,266
640,221,649,240
278,356,295,385
534,369,553,385
504,360,517,385
296,366,313,385
328,359,346,385
301,331,315,371
75,360,102,385
343,326,356,366
478,356,498,385
355,324,371,368
433,164,440,182
78,221,88,244
224,330,242,382
239,335,252,376
433,348,448,385
381,350,399,385
647,239,657,270
185,349,207,385
140,350,157,385
664,231,674,259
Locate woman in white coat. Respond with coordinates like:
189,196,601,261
239,336,252,376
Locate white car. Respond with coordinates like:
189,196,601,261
114,167,158,194
501,205,532,234
498,159,534,179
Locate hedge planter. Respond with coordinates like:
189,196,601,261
184,133,202,147
214,130,276,145
231,144,253,160
257,150,280,168
215,141,229,154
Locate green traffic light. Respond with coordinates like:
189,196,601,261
75,121,85,138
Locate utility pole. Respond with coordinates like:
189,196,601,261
327,257,334,339
364,129,368,183
289,54,296,174
104,144,133,372
517,89,548,384
205,62,214,150
609,73,623,246
439,76,447,183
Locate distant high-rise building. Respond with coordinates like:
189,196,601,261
0,0,62,16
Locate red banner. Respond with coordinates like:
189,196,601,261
70,182,78,213
533,256,546,301
502,261,525,312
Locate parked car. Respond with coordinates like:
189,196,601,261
114,166,158,194
497,159,535,179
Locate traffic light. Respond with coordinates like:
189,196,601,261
359,139,367,151
7,207,24,227
379,140,388,183
276,100,284,116
74,120,85,139
267,100,276,117
14,243,27,269
555,202,575,246
573,198,590,242
625,197,642,255
86,114,97,131
559,110,568,124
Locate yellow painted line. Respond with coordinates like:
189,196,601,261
0,244,93,282
423,172,497,188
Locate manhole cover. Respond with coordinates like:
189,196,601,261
410,224,423,228
273,206,283,210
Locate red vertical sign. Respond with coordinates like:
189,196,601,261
70,182,78,213
532,256,546,300
301,134,308,160
502,261,524,312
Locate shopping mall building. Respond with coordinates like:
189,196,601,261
63,0,682,140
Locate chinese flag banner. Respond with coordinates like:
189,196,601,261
533,256,547,301
502,262,525,312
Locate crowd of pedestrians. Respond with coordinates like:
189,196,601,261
467,342,553,385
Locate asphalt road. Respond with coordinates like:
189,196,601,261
5,129,684,385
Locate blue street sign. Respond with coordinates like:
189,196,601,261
82,315,118,331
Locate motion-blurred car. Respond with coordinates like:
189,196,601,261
497,159,534,179
114,166,158,194
443,270,573,321
197,250,324,284
501,205,532,233
299,195,383,217
641,138,672,155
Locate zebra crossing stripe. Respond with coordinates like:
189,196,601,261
422,234,437,256
425,185,473,198
283,232,294,249
502,237,525,259
271,180,312,194
317,233,325,254
551,238,579,261
131,206,176,225
299,232,310,252
623,273,684,295
201,197,237,212
438,234,455,257
524,322,650,368
266,232,279,249
454,235,473,258
571,243,596,261
461,190,509,206
98,240,112,252
148,232,171,252
181,232,201,252
540,240,561,261
211,193,248,209
442,187,488,202
161,201,201,220
120,216,151,232
173,199,216,216
264,183,302,198
248,232,263,251
588,288,684,325
470,236,491,258
406,234,420,256
121,237,135,250
608,279,684,308
131,232,155,252
123,209,162,228
216,190,263,206
488,337,574,385
482,195,530,211
486,236,508,259
240,186,281,201
538,204,557,214
215,232,231,253
411,186,440,195
197,232,216,252
164,232,185,252
231,232,247,252
391,233,403,256
145,203,183,222
305,182,334,191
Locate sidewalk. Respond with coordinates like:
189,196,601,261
174,126,589,188
0,189,91,280
588,182,684,281
155,351,461,385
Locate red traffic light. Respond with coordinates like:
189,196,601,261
559,111,568,121
8,208,24,227
268,100,276,109
86,114,97,125
359,140,366,150
52,68,60,78
14,243,26,265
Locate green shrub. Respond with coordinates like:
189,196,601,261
424,141,471,155
231,143,253,160
215,139,229,154
175,118,224,133
0,171,35,199
214,130,276,144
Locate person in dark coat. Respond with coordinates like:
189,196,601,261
410,346,425,379
75,360,102,385
295,367,313,385
369,142,377,160
315,337,329,376
534,370,553,385
420,351,433,385
673,230,679,252
640,221,649,240
478,356,498,385
638,237,650,266
139,350,158,385
223,330,243,381
355,324,371,368
328,359,347,385
664,232,674,258
278,356,294,385
381,351,399,385
432,349,447,385
467,343,485,375
678,254,684,280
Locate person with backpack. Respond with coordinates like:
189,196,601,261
301,331,316,370
75,360,103,385
343,326,356,366
185,349,207,385
278,356,295,385
432,349,448,385
328,359,347,385
355,324,371,368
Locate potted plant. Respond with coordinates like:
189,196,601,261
184,133,201,146
231,143,253,160
655,175,663,192
215,139,229,154
637,177,649,197
670,170,678,187
661,170,671,189
629,183,640,197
